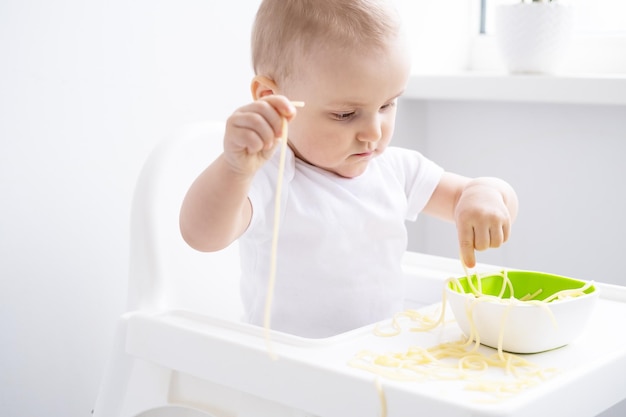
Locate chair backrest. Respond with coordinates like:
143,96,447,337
127,121,243,321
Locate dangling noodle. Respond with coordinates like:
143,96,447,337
264,101,305,359
375,377,387,417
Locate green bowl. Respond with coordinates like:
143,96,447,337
445,270,599,353
450,270,597,301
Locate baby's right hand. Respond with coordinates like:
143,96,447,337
222,95,298,177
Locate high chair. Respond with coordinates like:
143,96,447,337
92,121,247,417
93,121,626,417
91,119,457,417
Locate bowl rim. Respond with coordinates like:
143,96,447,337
445,269,598,307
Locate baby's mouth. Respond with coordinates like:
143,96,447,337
353,148,376,158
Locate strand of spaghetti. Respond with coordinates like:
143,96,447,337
497,302,514,363
543,280,594,302
375,283,451,336
496,271,508,298
465,298,482,351
263,101,305,359
461,259,481,296
520,288,543,301
375,378,388,417
373,311,407,337
454,282,490,352
503,271,514,298
409,283,448,332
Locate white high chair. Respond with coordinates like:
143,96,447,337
93,121,247,417
91,120,459,417
93,121,626,417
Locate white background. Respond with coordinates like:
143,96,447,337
1,1,624,416
1,1,259,415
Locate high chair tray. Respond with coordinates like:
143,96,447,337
125,281,626,417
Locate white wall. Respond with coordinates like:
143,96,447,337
395,99,626,285
0,1,260,415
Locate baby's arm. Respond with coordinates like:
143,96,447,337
422,172,519,268
179,96,298,252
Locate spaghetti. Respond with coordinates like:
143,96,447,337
263,100,305,359
375,377,387,417
351,270,594,400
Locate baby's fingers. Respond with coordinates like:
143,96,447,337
224,119,268,159
458,224,477,269
459,223,510,268
252,97,299,148
474,219,508,251
488,225,506,248
228,101,290,152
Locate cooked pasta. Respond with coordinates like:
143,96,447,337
350,270,593,400
375,377,387,417
264,101,305,359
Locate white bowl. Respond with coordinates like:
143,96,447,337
445,270,599,354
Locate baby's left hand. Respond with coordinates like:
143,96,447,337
455,178,516,268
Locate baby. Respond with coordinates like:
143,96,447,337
180,0,518,338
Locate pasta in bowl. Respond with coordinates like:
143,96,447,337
446,270,599,354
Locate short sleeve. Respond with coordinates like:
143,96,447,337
383,147,444,221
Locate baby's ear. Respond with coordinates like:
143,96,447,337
250,75,278,100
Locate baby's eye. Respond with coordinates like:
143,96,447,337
380,101,396,111
331,111,356,121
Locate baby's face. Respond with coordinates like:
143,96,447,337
282,35,411,178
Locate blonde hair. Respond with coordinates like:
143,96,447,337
251,0,401,84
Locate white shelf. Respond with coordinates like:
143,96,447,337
405,72,626,105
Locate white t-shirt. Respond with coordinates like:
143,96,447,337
240,145,444,338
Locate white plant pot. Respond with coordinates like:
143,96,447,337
495,2,574,74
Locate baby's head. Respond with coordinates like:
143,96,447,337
251,0,403,88
251,0,410,179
